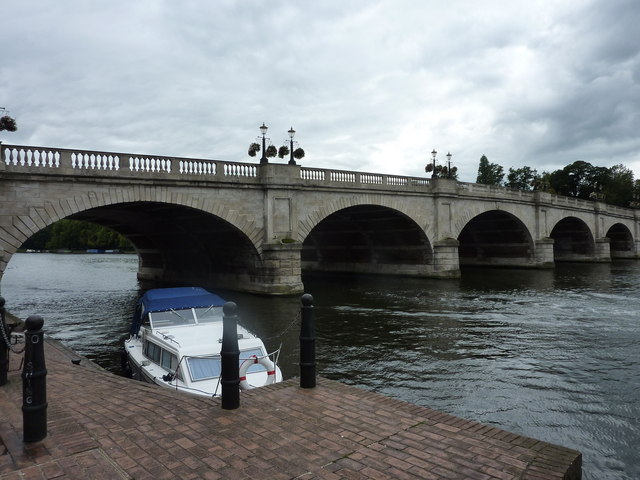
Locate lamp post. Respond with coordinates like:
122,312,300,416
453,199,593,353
430,149,438,178
249,124,305,163
259,123,269,164
288,127,296,165
426,149,456,179
589,184,605,201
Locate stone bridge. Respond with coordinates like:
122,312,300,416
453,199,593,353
1,143,639,295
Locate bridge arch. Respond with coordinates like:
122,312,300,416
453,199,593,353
457,210,535,267
68,201,262,289
300,204,434,277
0,186,284,292
550,216,596,261
4,187,263,252
297,194,431,241
606,223,635,258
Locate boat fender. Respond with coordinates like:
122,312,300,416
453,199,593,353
239,355,276,390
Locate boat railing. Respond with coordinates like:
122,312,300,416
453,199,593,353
265,345,282,370
155,331,181,347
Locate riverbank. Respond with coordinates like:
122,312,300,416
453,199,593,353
0,338,581,479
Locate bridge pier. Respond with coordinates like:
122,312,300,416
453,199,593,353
252,243,304,295
534,237,555,268
432,238,461,278
594,237,612,262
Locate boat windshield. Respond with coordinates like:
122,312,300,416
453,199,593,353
194,306,223,323
149,308,196,328
186,348,267,382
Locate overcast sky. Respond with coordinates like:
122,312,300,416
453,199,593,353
1,0,639,182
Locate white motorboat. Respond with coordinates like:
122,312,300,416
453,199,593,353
123,287,282,397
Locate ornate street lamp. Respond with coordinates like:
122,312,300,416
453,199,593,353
249,123,304,164
429,149,438,178
287,127,296,165
589,184,606,201
425,148,457,179
277,127,305,164
259,123,269,164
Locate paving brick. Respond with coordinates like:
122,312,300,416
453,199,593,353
0,340,582,480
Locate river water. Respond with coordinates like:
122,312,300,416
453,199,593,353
1,253,638,479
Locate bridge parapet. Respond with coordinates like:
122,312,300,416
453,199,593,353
2,143,435,192
0,143,258,183
0,143,637,220
299,166,430,189
458,182,536,202
546,193,594,209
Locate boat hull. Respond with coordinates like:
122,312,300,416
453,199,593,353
123,340,282,398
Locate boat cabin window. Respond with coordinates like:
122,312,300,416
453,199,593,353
185,348,268,382
187,356,221,381
161,349,179,372
149,308,196,328
194,306,223,323
144,341,162,363
143,340,182,378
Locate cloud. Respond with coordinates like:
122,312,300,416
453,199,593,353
1,0,639,182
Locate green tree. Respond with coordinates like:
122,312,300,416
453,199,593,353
506,166,539,190
476,155,504,185
603,164,634,207
545,161,636,206
547,161,596,198
21,220,133,251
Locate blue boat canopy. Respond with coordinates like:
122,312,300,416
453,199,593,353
140,287,226,313
130,287,226,335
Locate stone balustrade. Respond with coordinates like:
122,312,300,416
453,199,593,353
1,143,637,219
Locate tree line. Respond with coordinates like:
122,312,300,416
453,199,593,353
475,155,639,208
21,220,133,251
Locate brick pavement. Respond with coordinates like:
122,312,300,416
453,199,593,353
1,340,581,479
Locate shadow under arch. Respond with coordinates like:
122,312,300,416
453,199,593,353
67,201,261,290
606,223,635,259
301,204,433,277
550,216,595,261
458,210,534,267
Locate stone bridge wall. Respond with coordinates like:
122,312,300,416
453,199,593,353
1,143,639,294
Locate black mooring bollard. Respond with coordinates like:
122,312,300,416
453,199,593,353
299,293,316,388
220,301,240,410
0,297,8,386
22,315,47,442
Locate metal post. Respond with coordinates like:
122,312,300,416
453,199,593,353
22,315,47,442
259,123,268,165
0,296,8,386
220,301,240,409
289,136,296,165
299,293,316,388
